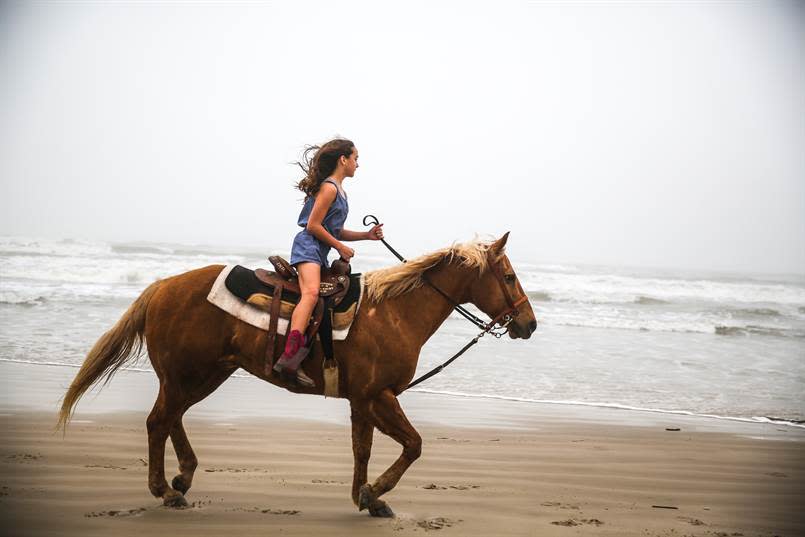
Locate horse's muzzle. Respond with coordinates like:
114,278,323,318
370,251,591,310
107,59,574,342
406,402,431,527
509,319,537,339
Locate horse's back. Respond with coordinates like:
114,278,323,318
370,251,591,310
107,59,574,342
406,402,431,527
148,264,225,316
145,264,232,372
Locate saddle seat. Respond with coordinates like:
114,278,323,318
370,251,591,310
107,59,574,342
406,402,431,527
245,256,356,331
255,255,351,305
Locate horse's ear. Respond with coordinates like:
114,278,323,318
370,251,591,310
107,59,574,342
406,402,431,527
490,232,510,254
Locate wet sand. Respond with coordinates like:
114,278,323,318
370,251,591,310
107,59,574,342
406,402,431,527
0,362,803,536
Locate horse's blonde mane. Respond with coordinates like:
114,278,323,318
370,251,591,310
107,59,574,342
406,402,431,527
363,237,502,303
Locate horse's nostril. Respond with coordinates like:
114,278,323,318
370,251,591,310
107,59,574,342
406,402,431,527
529,320,537,332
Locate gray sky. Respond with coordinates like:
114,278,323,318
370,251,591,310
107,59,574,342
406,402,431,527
1,1,803,274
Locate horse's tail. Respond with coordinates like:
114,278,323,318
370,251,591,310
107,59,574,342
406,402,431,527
57,279,163,431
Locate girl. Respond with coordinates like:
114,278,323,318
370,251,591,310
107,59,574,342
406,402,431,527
273,138,384,386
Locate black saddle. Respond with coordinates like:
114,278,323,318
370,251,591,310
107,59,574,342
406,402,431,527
224,265,361,315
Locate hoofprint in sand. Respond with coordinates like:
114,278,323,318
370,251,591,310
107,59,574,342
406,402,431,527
1,362,803,537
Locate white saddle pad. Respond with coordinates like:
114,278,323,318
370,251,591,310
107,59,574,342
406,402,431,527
206,264,363,341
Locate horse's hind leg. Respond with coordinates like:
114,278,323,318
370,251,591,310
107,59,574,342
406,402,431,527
169,419,196,495
358,388,422,518
147,383,188,507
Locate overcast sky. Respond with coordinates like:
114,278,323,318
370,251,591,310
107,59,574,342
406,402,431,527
1,1,803,274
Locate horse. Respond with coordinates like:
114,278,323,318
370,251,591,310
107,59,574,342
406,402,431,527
57,232,537,517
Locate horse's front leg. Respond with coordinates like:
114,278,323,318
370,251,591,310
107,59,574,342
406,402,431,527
349,401,374,507
358,388,422,518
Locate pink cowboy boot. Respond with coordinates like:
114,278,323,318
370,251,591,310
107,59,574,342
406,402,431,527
273,329,315,387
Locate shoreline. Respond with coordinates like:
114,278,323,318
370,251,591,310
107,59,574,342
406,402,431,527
1,359,803,437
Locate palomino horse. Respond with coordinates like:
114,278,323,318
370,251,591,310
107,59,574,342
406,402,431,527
58,233,536,517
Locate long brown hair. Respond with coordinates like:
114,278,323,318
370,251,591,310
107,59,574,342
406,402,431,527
295,138,355,199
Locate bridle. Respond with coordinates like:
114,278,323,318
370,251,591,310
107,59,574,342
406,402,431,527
362,215,531,391
420,247,530,336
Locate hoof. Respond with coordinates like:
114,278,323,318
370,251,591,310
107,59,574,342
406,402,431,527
163,491,188,508
358,484,374,512
369,503,395,518
171,475,190,495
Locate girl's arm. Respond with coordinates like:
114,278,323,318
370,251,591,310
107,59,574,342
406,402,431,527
340,224,384,242
339,229,369,241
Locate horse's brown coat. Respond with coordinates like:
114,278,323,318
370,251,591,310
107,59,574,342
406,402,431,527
58,234,536,515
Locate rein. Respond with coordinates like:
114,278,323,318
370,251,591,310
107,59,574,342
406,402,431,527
362,215,529,392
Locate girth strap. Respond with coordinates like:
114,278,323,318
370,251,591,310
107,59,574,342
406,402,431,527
263,282,283,375
318,296,335,361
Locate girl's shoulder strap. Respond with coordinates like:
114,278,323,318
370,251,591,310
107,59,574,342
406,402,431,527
322,178,346,199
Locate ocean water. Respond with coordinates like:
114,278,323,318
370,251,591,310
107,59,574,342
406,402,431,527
1,236,803,427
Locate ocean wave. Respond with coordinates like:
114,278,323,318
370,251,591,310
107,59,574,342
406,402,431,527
700,305,795,320
408,388,805,429
0,237,112,257
3,236,804,346
111,243,253,258
111,244,175,255
0,280,148,304
714,325,796,338
634,295,668,305
4,235,804,307
521,293,674,306
519,270,805,306
549,318,803,339
0,293,46,306
0,357,153,374
734,307,781,317
531,292,676,306
0,255,230,286
763,416,805,426
530,264,580,274
527,291,552,302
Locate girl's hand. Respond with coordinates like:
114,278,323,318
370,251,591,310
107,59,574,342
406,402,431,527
367,223,384,241
337,244,355,262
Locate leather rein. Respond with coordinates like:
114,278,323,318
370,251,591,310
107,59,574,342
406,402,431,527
362,215,529,392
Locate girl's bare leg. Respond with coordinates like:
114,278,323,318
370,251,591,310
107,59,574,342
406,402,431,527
289,262,321,333
274,262,320,386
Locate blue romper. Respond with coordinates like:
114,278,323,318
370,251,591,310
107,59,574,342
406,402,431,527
289,178,349,266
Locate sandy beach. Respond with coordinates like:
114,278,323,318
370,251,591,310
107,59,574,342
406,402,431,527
1,362,803,537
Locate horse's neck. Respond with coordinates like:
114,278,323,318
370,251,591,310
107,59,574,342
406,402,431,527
386,262,472,347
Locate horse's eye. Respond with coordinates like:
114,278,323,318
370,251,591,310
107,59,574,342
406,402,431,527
504,274,516,283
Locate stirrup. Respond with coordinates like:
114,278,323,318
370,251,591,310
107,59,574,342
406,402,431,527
273,344,310,373
295,366,315,388
273,361,315,388
273,341,314,387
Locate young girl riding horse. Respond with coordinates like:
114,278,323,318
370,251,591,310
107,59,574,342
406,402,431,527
273,138,384,386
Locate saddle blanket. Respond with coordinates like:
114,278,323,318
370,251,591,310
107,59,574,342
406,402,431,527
206,264,364,341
